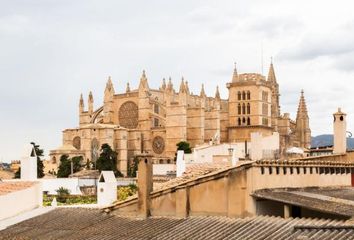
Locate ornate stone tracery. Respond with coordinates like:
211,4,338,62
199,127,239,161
119,101,139,129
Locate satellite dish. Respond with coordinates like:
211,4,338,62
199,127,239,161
346,131,352,138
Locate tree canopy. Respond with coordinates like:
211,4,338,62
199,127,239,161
96,144,123,177
176,141,192,153
57,155,83,178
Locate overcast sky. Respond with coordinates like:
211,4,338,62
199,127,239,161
1,0,354,162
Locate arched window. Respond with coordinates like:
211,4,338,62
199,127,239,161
247,103,250,114
52,156,57,164
237,91,241,100
247,117,250,125
242,91,246,100
238,118,241,126
238,104,241,114
247,91,250,100
242,103,246,114
242,117,246,124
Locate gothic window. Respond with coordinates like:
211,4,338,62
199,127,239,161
119,101,139,129
242,117,246,124
247,91,250,100
238,104,241,114
73,136,81,150
238,118,241,126
154,104,159,114
247,117,250,125
247,103,250,114
237,91,241,100
153,118,159,127
242,91,246,100
242,103,246,114
91,138,100,163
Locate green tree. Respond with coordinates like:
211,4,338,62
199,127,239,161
57,155,82,178
96,144,123,177
176,141,192,153
30,142,45,178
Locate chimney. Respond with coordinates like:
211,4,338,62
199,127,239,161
136,153,153,218
333,108,347,154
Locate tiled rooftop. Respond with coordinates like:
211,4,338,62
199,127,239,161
0,181,35,196
1,208,353,240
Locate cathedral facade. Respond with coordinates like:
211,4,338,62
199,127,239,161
50,63,311,175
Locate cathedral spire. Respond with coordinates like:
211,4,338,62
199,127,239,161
296,89,308,119
126,82,131,93
179,77,187,93
161,78,166,90
185,81,190,94
104,76,115,103
167,77,173,92
79,94,84,112
88,91,94,114
267,60,277,82
139,70,149,90
232,62,239,82
200,84,206,98
215,85,220,100
105,76,115,94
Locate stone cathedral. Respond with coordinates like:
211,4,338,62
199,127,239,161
50,63,311,175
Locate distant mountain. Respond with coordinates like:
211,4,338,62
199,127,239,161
311,134,354,149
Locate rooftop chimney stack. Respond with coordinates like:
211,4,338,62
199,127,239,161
137,153,153,218
333,108,347,154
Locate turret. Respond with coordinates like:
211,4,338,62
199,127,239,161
88,91,94,114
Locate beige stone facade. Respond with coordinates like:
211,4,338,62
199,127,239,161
50,63,311,175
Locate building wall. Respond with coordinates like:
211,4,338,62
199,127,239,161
0,182,42,221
